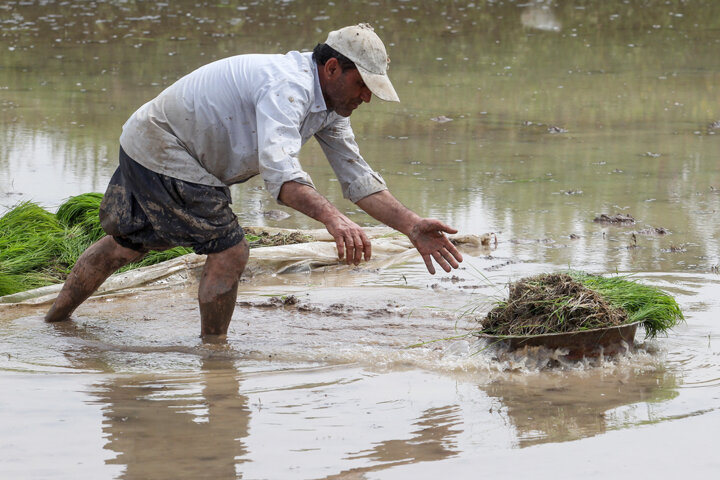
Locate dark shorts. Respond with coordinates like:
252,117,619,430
99,148,245,255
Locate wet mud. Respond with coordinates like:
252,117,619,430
593,213,636,225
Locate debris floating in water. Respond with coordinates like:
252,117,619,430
430,115,453,123
593,213,636,225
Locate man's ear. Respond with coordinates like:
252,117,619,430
324,57,340,78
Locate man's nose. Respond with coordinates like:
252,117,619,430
361,86,372,103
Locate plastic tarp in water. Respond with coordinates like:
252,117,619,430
0,227,493,306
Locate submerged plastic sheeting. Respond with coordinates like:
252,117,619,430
0,227,492,306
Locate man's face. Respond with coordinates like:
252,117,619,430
323,61,372,117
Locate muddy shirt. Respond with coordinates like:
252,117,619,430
119,51,387,203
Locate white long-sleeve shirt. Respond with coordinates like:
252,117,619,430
119,50,387,203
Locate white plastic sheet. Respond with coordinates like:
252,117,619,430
0,227,493,305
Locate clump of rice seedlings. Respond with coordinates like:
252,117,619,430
480,272,683,339
0,195,195,297
0,202,65,268
118,246,194,272
481,273,628,337
56,192,105,241
567,271,684,338
0,272,56,296
1,193,320,297
55,193,107,270
0,202,66,295
245,229,312,246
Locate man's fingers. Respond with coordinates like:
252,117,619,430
432,251,452,273
440,236,463,264
353,235,364,265
426,219,458,235
422,254,436,275
335,235,371,266
335,237,346,261
442,241,462,267
341,235,365,265
345,239,354,265
439,224,458,235
425,246,461,274
442,249,460,269
357,232,372,263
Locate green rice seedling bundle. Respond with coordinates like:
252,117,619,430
481,272,683,339
567,271,684,338
55,193,194,271
55,193,106,269
0,194,191,296
0,193,319,297
118,246,193,272
56,192,105,241
0,202,66,293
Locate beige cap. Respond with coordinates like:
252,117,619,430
324,23,400,102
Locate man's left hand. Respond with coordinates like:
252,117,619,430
408,219,463,274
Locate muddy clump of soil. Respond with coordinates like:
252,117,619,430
481,273,627,336
635,226,670,235
593,213,635,225
236,295,410,319
244,228,312,247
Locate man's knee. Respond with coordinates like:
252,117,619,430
103,236,145,268
205,238,249,278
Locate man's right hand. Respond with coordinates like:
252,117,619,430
325,215,372,265
278,181,372,266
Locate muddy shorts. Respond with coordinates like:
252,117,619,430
99,148,244,255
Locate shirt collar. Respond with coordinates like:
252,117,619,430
309,55,328,113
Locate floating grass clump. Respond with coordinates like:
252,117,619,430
481,272,683,339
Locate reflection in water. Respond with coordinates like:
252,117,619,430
484,367,679,448
93,358,250,479
0,296,705,478
325,405,461,479
89,359,463,478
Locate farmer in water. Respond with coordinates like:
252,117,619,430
45,23,463,336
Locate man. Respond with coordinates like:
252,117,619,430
45,23,463,337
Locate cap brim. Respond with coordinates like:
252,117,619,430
357,66,400,102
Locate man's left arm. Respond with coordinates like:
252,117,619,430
356,190,463,274
315,120,462,274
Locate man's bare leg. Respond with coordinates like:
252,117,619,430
45,236,144,322
198,238,250,338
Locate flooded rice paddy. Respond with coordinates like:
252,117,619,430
1,0,720,478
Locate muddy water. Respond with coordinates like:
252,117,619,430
2,1,720,478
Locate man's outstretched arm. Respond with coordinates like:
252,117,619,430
279,181,463,274
278,181,372,265
356,190,463,274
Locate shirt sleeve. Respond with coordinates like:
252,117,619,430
255,80,315,203
314,117,388,203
